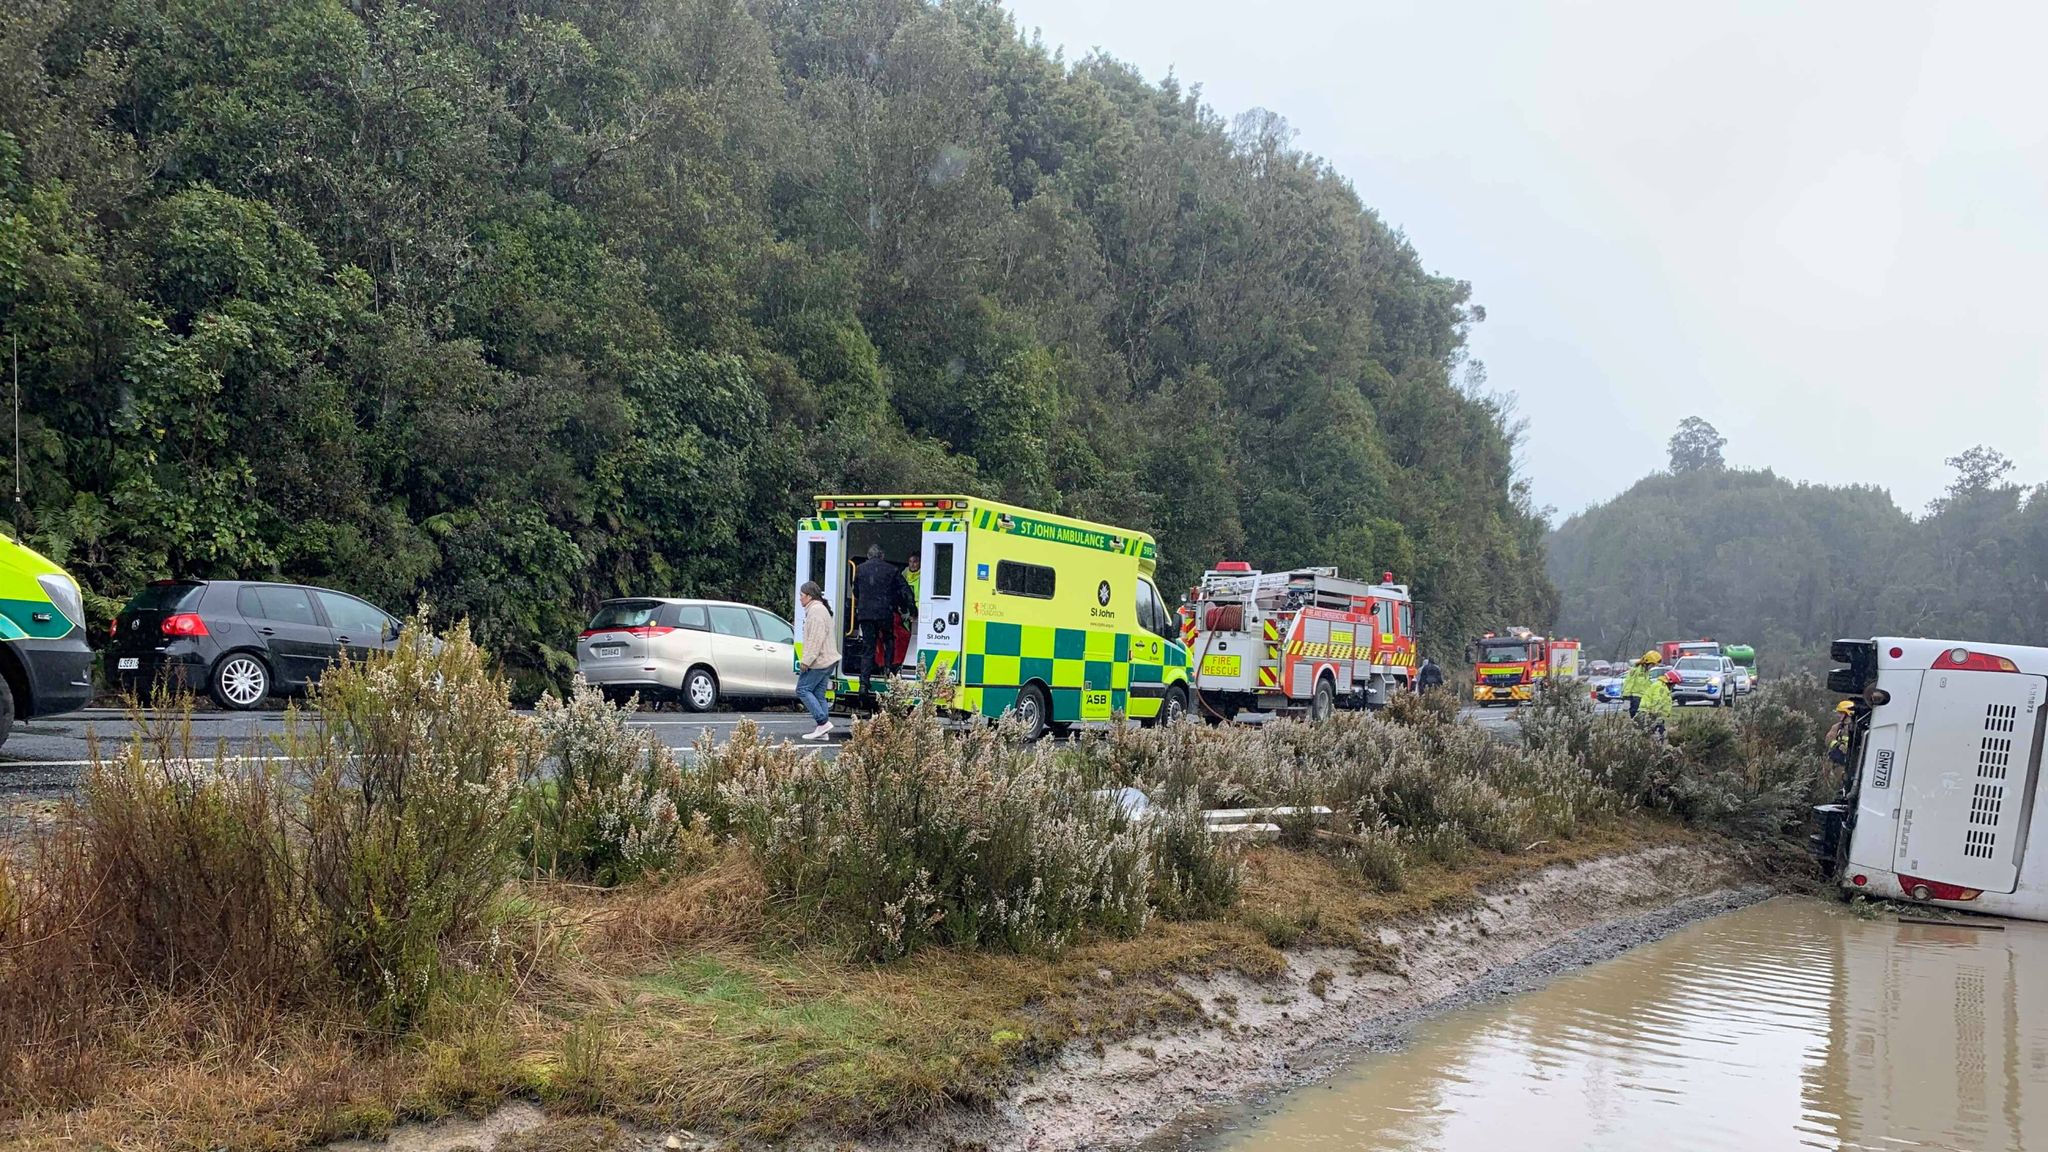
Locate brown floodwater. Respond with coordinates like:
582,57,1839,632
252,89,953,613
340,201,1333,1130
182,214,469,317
1216,898,2048,1151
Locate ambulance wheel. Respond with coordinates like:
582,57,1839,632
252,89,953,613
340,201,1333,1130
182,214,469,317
1153,685,1189,727
1309,677,1335,722
1011,683,1050,742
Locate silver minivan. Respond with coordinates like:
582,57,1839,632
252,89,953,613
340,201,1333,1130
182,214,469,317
576,598,797,711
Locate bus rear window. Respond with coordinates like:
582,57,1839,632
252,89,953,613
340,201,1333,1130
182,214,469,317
126,582,206,612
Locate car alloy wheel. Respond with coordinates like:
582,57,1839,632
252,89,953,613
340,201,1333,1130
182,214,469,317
683,668,718,713
215,655,269,710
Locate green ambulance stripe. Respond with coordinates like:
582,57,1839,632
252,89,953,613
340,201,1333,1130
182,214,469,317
970,509,1153,557
0,598,72,640
961,620,1188,721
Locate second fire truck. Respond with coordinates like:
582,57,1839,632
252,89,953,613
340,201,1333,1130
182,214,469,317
1184,564,1418,721
1471,627,1581,705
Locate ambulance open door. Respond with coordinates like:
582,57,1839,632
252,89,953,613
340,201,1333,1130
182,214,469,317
916,521,966,679
794,521,842,667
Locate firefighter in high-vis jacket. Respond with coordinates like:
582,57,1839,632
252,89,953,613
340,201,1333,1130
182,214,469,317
1621,650,1662,718
1827,700,1855,765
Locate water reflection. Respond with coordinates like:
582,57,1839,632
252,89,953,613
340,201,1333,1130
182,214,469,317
1217,898,2048,1151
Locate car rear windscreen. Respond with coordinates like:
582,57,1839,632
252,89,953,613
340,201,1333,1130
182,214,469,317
588,601,662,630
126,582,206,612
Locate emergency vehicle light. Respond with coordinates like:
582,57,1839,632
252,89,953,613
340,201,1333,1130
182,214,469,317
1214,561,1252,572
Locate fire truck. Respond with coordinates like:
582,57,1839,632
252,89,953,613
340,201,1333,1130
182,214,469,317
1185,564,1417,721
1658,638,1721,663
1471,627,1581,705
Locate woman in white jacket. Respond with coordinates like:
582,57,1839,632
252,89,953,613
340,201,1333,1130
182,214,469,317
796,581,840,740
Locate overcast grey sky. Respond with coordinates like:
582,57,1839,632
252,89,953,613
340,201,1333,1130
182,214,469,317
1003,0,2048,519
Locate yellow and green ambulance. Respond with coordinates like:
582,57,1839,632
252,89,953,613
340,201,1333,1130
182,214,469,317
0,533,94,744
794,496,1191,738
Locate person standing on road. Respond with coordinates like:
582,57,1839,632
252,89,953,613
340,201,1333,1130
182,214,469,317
795,581,839,741
1639,665,1677,740
853,544,911,692
1622,650,1661,718
1416,657,1444,693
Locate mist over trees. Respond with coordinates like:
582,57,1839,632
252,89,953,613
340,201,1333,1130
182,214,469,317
0,0,1552,689
1549,421,2048,669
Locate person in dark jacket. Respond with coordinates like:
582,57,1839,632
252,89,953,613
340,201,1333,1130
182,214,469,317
1416,657,1444,692
852,544,912,691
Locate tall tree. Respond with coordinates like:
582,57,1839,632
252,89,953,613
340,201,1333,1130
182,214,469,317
1667,416,1727,473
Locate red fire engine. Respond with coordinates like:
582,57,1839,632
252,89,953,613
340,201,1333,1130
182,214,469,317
1186,564,1417,721
1471,627,1581,705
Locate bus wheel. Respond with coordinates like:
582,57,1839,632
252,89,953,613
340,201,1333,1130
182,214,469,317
1309,677,1335,722
1011,683,1050,742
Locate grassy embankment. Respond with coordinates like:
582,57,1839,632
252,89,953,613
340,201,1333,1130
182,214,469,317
0,627,1835,1150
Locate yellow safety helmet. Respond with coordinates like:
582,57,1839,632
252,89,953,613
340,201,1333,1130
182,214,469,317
1835,700,1855,714
1640,650,1663,665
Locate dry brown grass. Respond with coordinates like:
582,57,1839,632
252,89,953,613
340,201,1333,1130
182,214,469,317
0,815,1697,1151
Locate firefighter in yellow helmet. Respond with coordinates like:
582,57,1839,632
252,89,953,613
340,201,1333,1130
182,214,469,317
1827,700,1856,765
1621,650,1662,718
1640,665,1677,738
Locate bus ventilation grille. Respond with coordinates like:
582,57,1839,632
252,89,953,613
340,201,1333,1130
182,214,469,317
1966,704,2019,860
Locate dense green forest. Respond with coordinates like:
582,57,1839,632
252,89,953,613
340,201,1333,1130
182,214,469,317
0,0,1551,689
1549,420,2048,670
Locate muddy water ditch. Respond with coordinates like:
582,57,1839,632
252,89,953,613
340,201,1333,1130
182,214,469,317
1197,897,2048,1151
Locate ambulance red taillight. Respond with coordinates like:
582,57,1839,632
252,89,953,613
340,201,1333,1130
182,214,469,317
1897,874,1981,902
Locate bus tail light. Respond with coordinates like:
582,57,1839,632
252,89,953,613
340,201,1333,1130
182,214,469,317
1897,874,1981,902
1943,648,2019,673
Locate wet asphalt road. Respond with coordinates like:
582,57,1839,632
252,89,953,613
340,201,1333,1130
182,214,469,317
0,702,1533,809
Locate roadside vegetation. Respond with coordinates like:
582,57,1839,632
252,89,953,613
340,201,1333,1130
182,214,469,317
4,0,1552,693
1550,418,2047,669
0,627,1830,1149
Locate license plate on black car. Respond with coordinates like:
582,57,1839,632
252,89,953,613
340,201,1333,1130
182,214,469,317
118,657,139,670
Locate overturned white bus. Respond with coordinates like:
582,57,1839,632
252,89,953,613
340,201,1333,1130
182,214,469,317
1815,637,2047,922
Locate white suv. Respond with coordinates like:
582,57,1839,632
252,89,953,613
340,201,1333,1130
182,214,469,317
576,598,797,711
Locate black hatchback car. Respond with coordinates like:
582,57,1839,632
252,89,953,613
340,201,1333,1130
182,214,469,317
109,580,402,709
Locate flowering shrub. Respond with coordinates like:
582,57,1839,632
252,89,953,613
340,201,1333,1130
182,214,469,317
711,705,1154,959
523,679,689,885
294,620,529,1029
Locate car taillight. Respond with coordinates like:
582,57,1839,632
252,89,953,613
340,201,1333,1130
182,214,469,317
109,617,118,637
161,613,209,637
